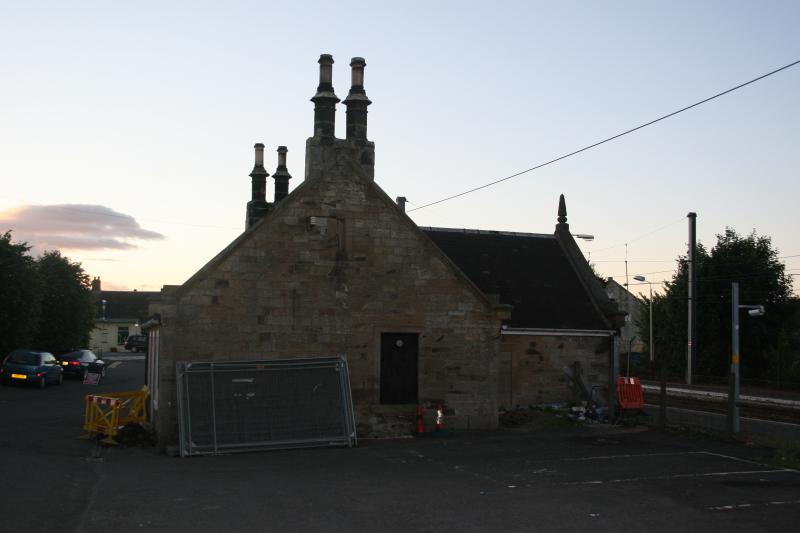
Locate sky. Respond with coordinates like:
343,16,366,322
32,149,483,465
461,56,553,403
1,1,798,296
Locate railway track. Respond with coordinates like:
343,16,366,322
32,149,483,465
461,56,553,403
642,389,800,425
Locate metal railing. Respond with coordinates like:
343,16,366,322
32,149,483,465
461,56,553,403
176,357,357,457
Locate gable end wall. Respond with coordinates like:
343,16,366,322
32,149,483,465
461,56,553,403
155,142,501,444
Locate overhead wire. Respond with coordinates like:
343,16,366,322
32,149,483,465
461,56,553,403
407,59,800,213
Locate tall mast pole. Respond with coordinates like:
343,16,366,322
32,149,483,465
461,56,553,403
687,212,697,385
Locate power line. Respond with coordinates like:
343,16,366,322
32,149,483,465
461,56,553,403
407,59,800,213
599,251,800,267
592,259,675,263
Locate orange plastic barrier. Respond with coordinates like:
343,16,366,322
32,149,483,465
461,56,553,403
616,377,644,410
82,386,149,444
83,395,122,444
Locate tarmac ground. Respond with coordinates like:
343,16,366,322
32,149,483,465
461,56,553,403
1,355,798,532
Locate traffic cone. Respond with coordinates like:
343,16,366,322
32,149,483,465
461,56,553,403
415,405,426,435
435,405,445,434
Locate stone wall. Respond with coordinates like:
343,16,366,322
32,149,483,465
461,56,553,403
154,139,503,446
498,334,611,409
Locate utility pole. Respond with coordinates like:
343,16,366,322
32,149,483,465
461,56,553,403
729,282,740,434
686,212,697,385
728,282,765,434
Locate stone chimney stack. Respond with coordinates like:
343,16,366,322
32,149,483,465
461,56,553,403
310,54,339,138
246,143,270,228
272,146,292,203
343,57,371,142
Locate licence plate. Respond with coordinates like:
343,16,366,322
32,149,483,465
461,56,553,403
11,373,27,380
61,362,68,366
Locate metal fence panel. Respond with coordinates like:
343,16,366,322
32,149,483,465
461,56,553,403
176,357,357,457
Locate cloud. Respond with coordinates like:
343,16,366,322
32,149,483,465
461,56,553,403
0,204,165,252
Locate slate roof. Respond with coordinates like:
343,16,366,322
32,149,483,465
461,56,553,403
93,291,158,322
422,228,608,330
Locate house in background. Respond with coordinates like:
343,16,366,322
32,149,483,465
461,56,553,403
604,278,645,359
147,55,622,448
89,278,158,353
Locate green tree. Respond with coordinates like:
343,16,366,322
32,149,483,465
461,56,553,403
0,232,42,356
639,228,796,385
33,251,96,354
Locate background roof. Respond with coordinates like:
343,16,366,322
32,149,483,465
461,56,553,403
423,228,608,330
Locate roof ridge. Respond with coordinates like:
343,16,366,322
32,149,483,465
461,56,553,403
420,227,554,239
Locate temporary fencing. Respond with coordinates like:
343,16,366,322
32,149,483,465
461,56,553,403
83,386,150,444
176,357,357,457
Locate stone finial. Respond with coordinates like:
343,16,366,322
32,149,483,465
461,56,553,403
557,194,567,224
343,56,371,142
247,143,270,228
310,54,340,138
273,146,292,203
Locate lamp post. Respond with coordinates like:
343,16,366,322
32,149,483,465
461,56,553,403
100,299,108,357
634,275,665,429
729,282,765,434
627,336,637,377
632,276,654,362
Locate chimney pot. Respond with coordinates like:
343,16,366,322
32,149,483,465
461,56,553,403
247,142,270,228
350,57,366,87
318,54,334,88
343,55,371,142
396,196,408,212
311,54,340,138
254,143,265,166
273,145,292,203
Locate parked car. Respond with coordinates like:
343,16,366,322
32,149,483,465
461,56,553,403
124,334,147,353
0,350,63,388
56,349,106,379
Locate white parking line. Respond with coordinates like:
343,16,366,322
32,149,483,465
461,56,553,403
708,500,800,511
562,468,795,486
109,362,122,369
699,451,797,470
561,451,703,462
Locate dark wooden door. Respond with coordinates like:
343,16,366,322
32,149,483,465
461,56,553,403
380,333,419,404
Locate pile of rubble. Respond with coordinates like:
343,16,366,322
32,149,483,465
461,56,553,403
499,402,609,429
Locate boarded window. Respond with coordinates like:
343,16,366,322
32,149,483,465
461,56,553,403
380,333,419,404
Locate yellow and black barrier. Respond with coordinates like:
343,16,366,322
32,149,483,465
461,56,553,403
82,386,149,444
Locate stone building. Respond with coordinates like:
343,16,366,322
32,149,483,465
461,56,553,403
89,277,157,354
424,197,623,409
148,55,621,447
604,278,646,358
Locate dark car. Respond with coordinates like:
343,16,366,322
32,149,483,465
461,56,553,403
56,349,106,379
0,350,63,388
124,334,147,353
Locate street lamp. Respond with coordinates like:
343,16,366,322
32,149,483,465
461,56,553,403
633,275,654,362
627,336,637,377
729,282,765,434
635,274,666,429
